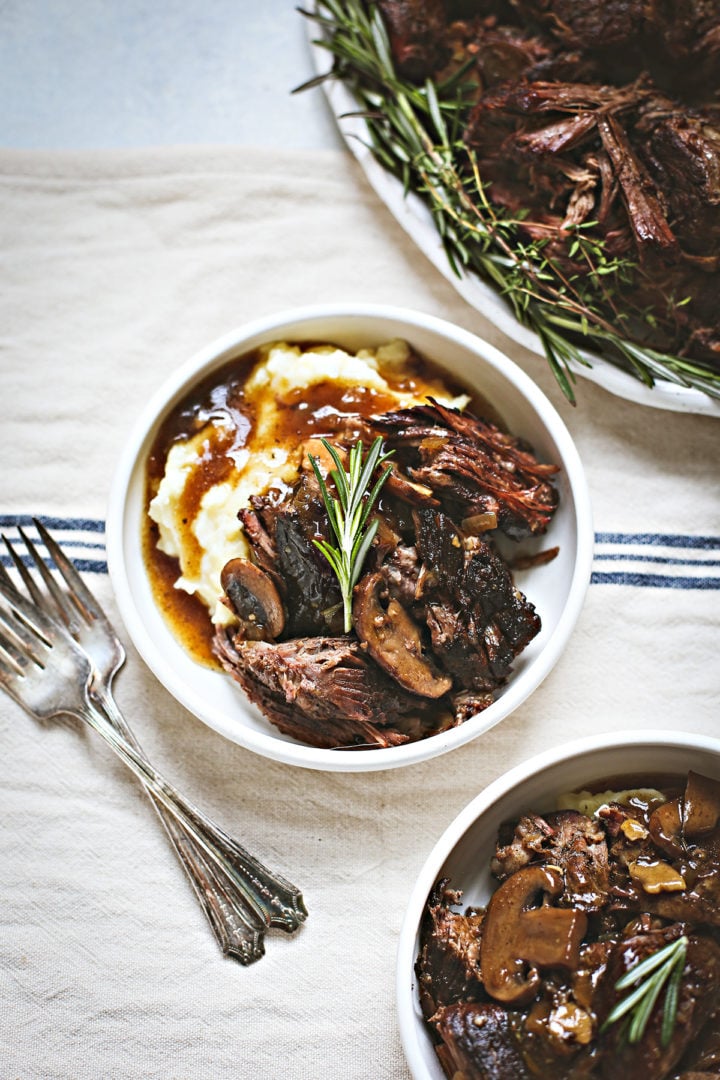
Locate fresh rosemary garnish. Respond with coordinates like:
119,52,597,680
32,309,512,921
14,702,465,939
297,0,720,403
601,934,688,1047
308,436,394,633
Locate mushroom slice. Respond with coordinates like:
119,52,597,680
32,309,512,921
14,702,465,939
648,797,685,859
480,865,588,1006
352,571,452,699
220,558,285,641
683,771,720,837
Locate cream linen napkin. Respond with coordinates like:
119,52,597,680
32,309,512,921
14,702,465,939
1,146,718,1080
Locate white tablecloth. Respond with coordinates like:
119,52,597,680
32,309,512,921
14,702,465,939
1,145,718,1079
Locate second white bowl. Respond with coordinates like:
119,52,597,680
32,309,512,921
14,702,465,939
396,730,720,1078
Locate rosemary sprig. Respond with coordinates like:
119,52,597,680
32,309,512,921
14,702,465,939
308,436,394,633
601,935,688,1047
298,0,720,403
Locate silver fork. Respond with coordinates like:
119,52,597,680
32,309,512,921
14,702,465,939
0,524,307,963
1,526,268,960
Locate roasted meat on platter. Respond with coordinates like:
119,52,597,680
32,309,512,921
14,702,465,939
374,0,720,370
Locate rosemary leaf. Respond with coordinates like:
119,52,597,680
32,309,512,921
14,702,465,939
661,952,685,1047
614,936,686,991
627,965,672,1043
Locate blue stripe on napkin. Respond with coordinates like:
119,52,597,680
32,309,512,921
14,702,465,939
591,571,720,589
592,531,720,589
1,516,719,589
0,515,108,574
595,531,720,550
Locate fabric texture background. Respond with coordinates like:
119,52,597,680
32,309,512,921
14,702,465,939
0,145,718,1080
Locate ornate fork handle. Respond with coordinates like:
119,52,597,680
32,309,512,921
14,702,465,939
95,687,273,963
78,692,307,935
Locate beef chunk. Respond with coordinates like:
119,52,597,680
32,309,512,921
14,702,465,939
246,479,343,637
414,508,541,691
451,688,495,722
636,102,720,259
491,813,556,878
376,0,451,80
213,631,439,749
415,879,485,1018
378,542,421,607
543,810,611,913
672,1011,720,1074
433,1002,532,1080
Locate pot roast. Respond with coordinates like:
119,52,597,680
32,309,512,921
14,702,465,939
213,400,559,748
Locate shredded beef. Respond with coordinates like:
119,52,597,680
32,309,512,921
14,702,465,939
213,631,433,749
490,809,610,911
374,0,720,367
373,400,560,540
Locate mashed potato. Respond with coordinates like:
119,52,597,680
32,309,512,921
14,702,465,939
149,339,469,624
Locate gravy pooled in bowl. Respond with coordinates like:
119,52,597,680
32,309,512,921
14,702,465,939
144,338,560,749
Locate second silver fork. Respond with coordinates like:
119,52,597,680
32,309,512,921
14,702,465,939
2,519,307,964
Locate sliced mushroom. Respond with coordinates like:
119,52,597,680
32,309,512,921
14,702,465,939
683,771,720,837
220,558,285,641
480,865,588,1006
620,818,649,842
352,571,452,699
648,797,685,859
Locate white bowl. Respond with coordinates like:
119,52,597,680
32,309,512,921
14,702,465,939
396,730,720,1079
106,303,593,772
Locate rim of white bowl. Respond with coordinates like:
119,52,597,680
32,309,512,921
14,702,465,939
106,303,594,772
396,728,720,1077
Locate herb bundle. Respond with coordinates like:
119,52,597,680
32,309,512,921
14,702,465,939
297,0,720,404
309,436,394,633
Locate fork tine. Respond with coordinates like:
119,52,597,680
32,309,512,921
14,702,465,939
0,574,59,647
0,591,50,667
0,617,36,671
0,646,23,680
33,518,101,621
0,554,14,590
3,534,46,607
12,526,81,628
